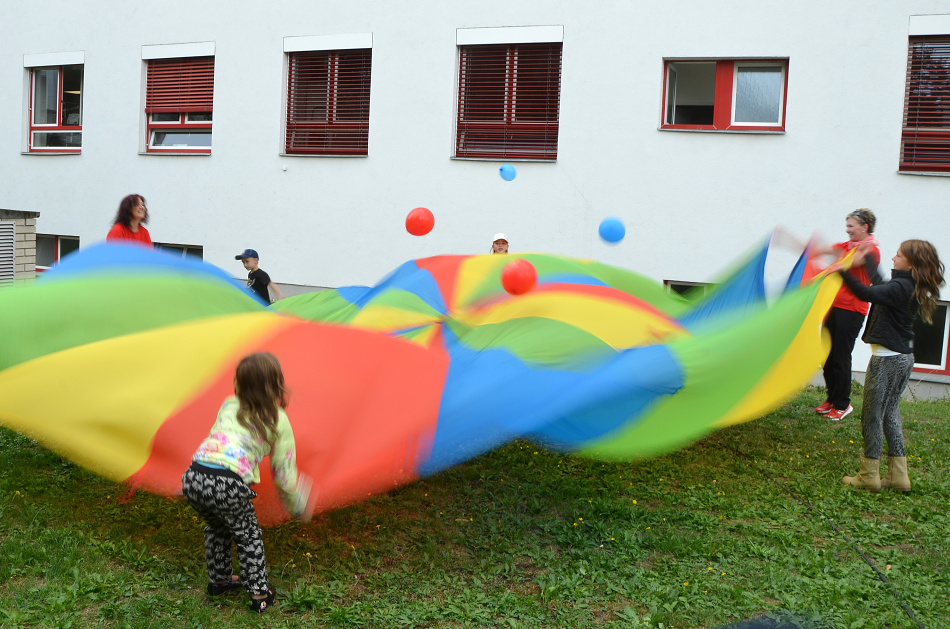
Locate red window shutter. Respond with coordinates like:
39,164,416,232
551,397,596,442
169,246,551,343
456,43,561,159
286,49,372,155
145,57,215,114
900,36,950,172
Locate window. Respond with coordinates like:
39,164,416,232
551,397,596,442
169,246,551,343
661,59,787,131
35,234,79,271
145,57,214,153
664,280,713,297
0,222,13,286
29,65,83,151
913,302,949,372
900,36,950,173
456,43,562,159
154,242,203,260
285,49,372,155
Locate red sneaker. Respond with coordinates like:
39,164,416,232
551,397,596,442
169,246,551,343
826,405,853,421
815,401,833,414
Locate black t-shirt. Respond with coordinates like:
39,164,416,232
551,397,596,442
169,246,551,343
247,268,272,303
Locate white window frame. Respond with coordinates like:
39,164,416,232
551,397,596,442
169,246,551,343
730,62,786,128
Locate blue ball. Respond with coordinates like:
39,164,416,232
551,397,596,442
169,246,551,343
598,217,626,244
499,164,517,181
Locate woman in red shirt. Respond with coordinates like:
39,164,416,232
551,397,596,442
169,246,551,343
816,209,880,421
106,194,152,246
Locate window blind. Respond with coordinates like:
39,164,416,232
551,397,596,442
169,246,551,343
456,43,562,159
286,49,372,155
901,36,950,172
146,57,215,114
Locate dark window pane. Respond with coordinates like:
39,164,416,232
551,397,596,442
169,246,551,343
60,237,79,258
913,304,947,365
61,65,83,126
36,235,56,266
32,132,82,147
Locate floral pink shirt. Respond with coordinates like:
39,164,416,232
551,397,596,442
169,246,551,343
193,396,309,517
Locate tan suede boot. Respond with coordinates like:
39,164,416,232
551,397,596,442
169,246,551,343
842,457,881,492
880,456,911,492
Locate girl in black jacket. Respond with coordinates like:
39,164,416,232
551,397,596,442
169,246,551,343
834,240,944,492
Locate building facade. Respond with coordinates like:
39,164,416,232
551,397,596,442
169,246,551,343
2,1,949,382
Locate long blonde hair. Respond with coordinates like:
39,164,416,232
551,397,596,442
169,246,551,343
900,240,945,324
233,352,288,445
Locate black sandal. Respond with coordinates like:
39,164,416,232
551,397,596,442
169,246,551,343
249,588,276,613
207,576,243,596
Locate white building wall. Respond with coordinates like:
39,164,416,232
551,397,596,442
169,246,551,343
1,1,948,323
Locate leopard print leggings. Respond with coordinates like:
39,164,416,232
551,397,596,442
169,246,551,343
861,353,913,459
182,464,270,595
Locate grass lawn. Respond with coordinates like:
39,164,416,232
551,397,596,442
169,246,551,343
1,386,948,628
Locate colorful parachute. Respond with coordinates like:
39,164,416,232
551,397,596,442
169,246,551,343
0,240,839,524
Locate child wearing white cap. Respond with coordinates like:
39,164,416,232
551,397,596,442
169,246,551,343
491,233,509,254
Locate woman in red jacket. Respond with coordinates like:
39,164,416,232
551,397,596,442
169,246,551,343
815,209,880,421
106,194,152,246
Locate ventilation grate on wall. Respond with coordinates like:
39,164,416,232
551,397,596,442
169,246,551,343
0,222,15,285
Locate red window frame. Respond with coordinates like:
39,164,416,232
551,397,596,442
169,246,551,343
900,36,950,173
145,57,214,154
35,234,80,271
456,43,562,160
29,65,83,153
285,49,372,155
660,59,788,132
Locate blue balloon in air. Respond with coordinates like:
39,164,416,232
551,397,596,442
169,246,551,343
499,164,517,181
598,217,626,244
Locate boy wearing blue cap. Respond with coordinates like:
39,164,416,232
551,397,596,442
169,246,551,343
235,248,284,304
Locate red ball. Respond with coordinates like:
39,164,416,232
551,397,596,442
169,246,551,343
501,259,537,296
405,207,434,236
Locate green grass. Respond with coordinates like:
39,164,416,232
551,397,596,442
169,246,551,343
1,386,949,628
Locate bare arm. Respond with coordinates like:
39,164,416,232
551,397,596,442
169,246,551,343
269,282,284,302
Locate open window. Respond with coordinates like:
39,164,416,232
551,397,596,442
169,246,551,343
28,64,83,152
662,59,787,131
35,234,79,271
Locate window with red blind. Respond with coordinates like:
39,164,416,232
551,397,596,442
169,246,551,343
145,56,214,153
285,49,372,155
456,43,562,160
900,36,950,173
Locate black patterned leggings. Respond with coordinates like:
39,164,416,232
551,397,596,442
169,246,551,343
861,353,913,459
181,464,270,595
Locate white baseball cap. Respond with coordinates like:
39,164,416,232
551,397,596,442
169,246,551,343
492,233,508,242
